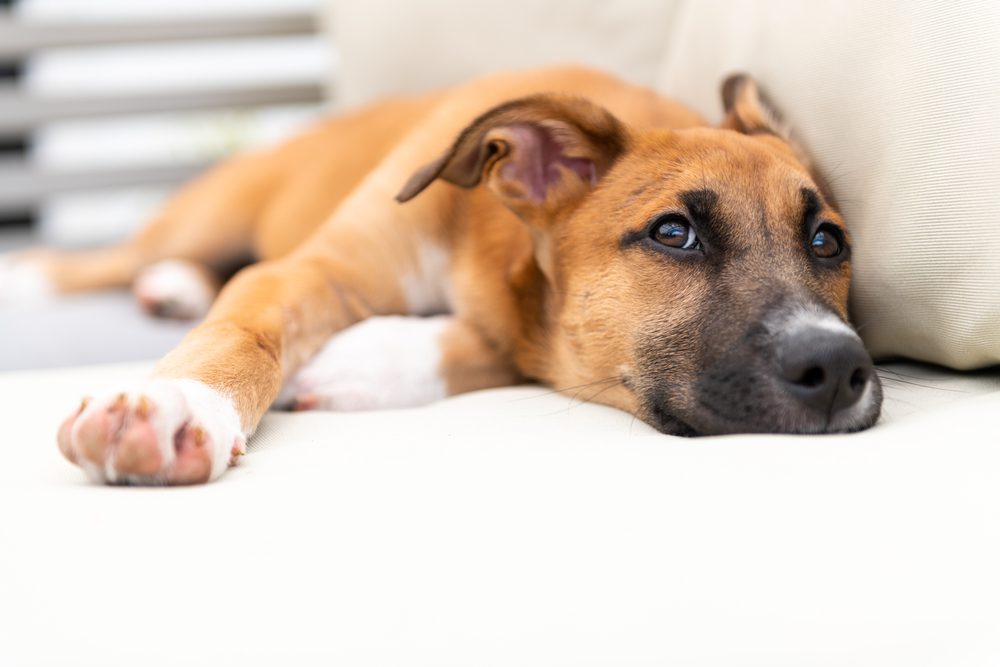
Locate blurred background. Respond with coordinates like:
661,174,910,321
0,0,330,253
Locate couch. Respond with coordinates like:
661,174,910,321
2,1,998,665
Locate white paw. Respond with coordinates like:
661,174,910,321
278,315,450,411
134,259,217,319
0,255,55,303
57,378,245,485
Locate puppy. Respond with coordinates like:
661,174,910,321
11,66,881,484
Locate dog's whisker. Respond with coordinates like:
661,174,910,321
568,379,624,411
511,376,621,403
876,366,948,382
567,377,624,408
880,394,920,410
874,368,969,393
629,412,640,436
522,377,624,418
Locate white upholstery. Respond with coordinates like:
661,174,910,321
2,361,1000,665
4,2,1000,665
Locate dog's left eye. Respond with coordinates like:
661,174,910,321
650,215,702,251
810,223,844,259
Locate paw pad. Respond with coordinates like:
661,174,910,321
57,380,244,485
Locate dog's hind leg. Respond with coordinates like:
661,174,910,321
277,316,522,411
0,150,282,313
132,259,221,320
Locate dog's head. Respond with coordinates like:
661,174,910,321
398,75,882,435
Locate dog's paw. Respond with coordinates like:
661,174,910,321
134,259,218,320
278,315,449,411
0,254,55,303
57,379,245,485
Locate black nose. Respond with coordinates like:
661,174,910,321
778,326,873,415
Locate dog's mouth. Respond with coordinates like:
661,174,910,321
646,402,700,437
643,370,883,437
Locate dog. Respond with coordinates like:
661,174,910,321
4,66,883,484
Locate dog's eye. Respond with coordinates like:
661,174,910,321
810,223,844,259
650,215,701,251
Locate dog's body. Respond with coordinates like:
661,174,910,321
5,66,881,484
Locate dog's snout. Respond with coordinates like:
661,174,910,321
777,326,873,415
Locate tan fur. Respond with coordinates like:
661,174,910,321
45,66,857,481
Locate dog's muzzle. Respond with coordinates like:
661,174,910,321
659,304,883,436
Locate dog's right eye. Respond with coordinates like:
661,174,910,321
650,215,702,251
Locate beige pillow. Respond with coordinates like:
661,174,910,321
656,0,1000,369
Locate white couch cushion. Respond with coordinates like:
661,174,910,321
2,361,999,665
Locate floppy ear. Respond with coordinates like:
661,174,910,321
721,74,839,207
396,94,628,224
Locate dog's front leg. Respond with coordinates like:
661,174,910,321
56,231,416,485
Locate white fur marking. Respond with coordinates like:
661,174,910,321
830,374,878,432
173,379,244,480
134,259,215,319
71,378,243,483
400,244,451,315
0,256,55,302
780,307,859,340
280,315,450,411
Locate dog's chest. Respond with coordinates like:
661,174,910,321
401,242,453,316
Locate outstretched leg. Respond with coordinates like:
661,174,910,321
55,166,455,484
53,79,527,485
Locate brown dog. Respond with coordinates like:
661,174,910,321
11,66,881,484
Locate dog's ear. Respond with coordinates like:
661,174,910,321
396,94,628,222
720,74,790,138
720,74,839,207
